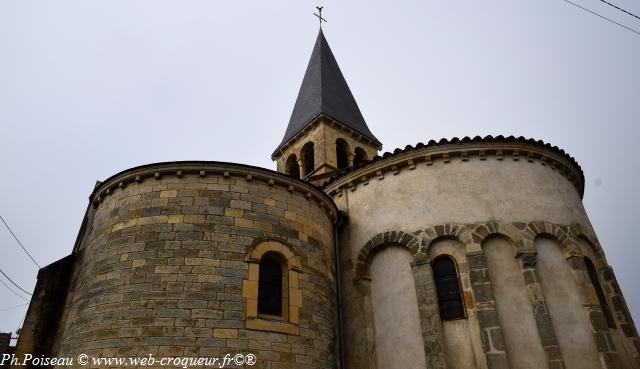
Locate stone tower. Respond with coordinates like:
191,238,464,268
272,29,381,184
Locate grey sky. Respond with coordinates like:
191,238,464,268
1,0,639,337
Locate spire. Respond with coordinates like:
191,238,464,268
273,29,380,156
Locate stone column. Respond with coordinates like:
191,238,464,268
347,152,355,167
411,254,447,369
297,158,305,178
467,251,510,369
517,250,565,369
566,255,622,369
600,265,640,367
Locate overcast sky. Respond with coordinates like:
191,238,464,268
1,1,639,338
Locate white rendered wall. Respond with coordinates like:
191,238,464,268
442,320,479,369
485,237,548,369
370,246,428,369
336,158,592,264
536,236,602,369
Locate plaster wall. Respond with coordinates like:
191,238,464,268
336,157,591,263
536,236,602,369
484,237,547,369
442,320,478,369
333,151,593,369
369,246,427,369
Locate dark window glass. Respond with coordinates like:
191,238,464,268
433,256,465,321
258,257,283,316
336,139,349,169
584,257,616,328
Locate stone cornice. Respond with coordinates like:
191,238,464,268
324,137,585,198
271,113,383,160
89,161,338,222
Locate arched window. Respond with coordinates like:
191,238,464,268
336,139,349,169
584,257,616,328
301,142,315,176
285,154,300,179
258,255,283,316
354,147,367,166
432,256,465,321
244,241,302,335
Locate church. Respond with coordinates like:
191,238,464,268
8,27,640,369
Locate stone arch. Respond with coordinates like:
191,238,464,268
470,222,526,254
243,239,302,335
354,147,367,165
355,231,420,280
245,238,301,270
570,224,607,267
300,141,315,177
576,235,608,270
285,154,300,179
525,222,579,256
420,223,474,254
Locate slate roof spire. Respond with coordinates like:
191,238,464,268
273,29,380,156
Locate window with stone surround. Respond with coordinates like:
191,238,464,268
243,240,302,335
353,147,367,165
584,257,616,328
432,255,466,321
285,154,300,179
336,138,349,169
301,142,315,177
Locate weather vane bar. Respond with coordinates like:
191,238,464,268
314,6,327,28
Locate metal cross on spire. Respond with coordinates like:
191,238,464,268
314,7,327,28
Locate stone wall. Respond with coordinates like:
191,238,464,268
53,162,338,369
274,116,379,179
13,254,75,362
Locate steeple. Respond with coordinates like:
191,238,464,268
274,29,380,156
273,29,382,182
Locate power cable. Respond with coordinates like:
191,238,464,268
598,0,640,21
0,303,28,312
0,215,41,268
0,276,29,301
562,0,640,36
0,267,32,296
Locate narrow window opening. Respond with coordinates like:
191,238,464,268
433,256,466,321
584,257,616,328
336,139,349,169
354,147,367,166
258,256,283,316
285,154,300,179
301,142,315,176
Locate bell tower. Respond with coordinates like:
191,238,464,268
272,29,382,184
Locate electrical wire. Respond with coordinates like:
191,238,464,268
598,0,640,21
0,215,41,268
0,276,29,301
0,267,32,296
0,303,28,312
562,0,640,36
